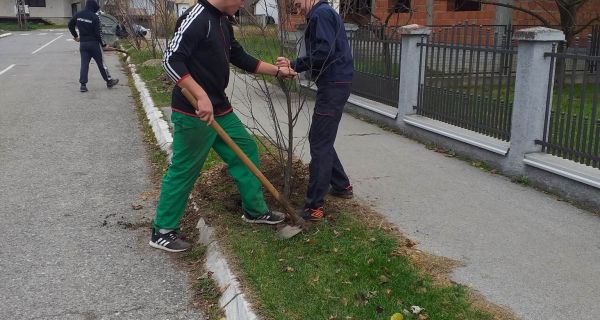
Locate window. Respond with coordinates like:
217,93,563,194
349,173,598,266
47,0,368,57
392,0,411,13
451,0,481,11
26,0,46,7
342,0,372,16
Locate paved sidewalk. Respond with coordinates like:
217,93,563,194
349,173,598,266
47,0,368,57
0,31,203,319
222,73,600,319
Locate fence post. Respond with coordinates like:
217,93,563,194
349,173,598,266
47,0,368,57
397,24,431,122
506,27,565,175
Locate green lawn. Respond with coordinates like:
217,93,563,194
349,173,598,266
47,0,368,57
0,22,65,31
137,64,171,107
214,204,492,320
553,83,599,119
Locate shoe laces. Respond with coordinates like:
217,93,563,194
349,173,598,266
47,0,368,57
163,231,178,241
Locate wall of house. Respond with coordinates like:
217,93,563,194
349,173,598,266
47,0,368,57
511,0,598,39
254,0,280,24
0,0,78,24
373,0,496,27
31,0,73,23
0,2,17,17
283,0,600,35
376,0,599,32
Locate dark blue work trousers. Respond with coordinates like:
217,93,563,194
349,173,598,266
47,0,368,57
79,41,110,84
304,82,351,209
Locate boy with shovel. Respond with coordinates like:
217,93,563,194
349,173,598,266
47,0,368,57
276,0,354,221
150,0,297,252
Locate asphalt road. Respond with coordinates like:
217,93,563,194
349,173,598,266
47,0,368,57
0,30,204,319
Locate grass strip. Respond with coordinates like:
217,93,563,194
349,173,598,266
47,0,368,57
0,22,66,31
200,183,492,320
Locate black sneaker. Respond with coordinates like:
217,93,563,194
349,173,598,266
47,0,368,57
149,229,191,252
329,185,353,199
299,207,325,221
241,210,285,224
80,84,88,92
107,78,119,88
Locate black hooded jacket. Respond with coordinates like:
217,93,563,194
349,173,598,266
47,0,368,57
68,0,105,46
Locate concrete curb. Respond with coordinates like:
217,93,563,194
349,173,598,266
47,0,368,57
126,56,173,158
0,33,13,39
125,56,259,320
196,219,259,320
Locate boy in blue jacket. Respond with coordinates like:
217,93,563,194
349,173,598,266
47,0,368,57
277,0,354,221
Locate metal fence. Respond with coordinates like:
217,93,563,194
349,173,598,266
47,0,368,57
538,42,600,168
347,26,401,106
589,25,599,73
415,24,517,141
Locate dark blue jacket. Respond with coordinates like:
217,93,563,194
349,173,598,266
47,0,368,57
68,0,105,46
292,1,353,84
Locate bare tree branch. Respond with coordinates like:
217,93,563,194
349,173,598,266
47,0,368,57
573,15,600,34
478,0,551,27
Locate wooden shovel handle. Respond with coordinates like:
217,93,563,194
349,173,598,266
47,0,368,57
103,46,128,55
180,88,302,225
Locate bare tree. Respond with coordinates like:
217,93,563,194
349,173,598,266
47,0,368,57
232,5,311,198
232,0,374,198
149,0,177,53
475,0,599,45
15,0,28,30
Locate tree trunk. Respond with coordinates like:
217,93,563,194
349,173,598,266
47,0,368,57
557,2,578,46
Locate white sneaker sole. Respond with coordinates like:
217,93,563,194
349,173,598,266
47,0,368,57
241,215,284,225
148,241,189,253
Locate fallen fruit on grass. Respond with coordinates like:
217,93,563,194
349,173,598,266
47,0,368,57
390,313,404,320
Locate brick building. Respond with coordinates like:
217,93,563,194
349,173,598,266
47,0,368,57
284,0,600,37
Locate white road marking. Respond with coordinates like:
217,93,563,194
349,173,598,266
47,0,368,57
31,34,63,54
0,64,16,76
38,33,47,35
20,33,30,36
66,39,74,42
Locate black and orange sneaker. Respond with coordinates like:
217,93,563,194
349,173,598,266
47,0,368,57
329,185,354,199
299,207,325,221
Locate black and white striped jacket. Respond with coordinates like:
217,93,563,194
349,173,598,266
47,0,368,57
163,0,260,117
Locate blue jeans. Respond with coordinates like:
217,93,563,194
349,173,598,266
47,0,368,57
304,82,351,209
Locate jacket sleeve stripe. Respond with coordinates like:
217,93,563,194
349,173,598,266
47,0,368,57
176,73,191,85
162,4,205,82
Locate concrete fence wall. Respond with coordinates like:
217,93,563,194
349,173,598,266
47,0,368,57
398,26,600,209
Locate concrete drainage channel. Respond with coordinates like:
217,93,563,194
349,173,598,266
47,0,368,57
126,56,260,320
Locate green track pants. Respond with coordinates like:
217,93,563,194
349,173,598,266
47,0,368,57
153,111,268,230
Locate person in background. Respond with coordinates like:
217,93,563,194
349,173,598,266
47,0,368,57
68,0,119,92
